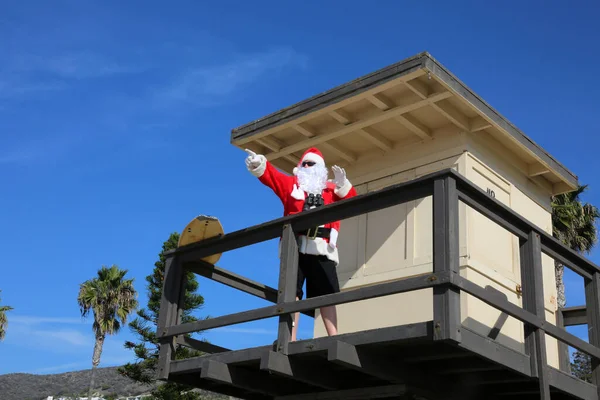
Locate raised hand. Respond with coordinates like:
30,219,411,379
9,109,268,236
245,149,261,169
331,165,346,187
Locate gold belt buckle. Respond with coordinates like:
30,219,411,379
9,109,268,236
306,227,318,240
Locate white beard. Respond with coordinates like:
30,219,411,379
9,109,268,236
296,164,328,195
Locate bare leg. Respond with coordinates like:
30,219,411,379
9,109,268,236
320,305,338,336
291,296,300,341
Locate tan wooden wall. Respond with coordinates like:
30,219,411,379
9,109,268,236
311,132,559,368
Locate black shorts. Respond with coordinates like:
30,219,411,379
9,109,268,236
296,252,340,300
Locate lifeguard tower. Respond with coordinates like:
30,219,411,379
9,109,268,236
156,52,600,399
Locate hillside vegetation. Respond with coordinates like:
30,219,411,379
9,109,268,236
0,366,230,400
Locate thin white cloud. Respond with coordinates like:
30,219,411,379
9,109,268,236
8,51,139,80
158,46,308,108
0,51,139,103
0,79,65,100
0,133,86,166
30,329,91,347
8,315,86,325
8,315,91,348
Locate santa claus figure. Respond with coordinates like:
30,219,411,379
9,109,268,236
245,147,357,340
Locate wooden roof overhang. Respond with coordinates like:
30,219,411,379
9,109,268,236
230,52,578,195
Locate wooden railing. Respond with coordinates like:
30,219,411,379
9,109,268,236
155,169,600,398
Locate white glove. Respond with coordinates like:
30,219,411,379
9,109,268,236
331,165,347,187
245,149,262,169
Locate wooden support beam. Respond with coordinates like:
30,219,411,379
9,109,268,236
358,127,393,152
471,115,492,132
327,341,403,382
234,69,428,146
519,231,550,398
431,100,470,132
156,255,183,380
402,349,472,363
469,372,531,385
480,381,555,396
330,325,462,399
395,114,432,139
322,142,356,162
548,367,600,400
266,91,452,161
329,109,352,125
405,79,487,133
556,307,572,374
528,162,550,177
585,272,600,396
185,260,315,318
273,384,407,400
292,125,356,162
457,326,532,377
170,321,433,375
260,351,343,390
542,245,593,282
276,224,298,354
433,175,461,343
403,79,429,99
436,358,505,374
163,272,448,337
256,137,300,165
201,359,283,397
185,260,277,302
553,181,574,195
452,274,600,361
288,322,433,355
176,335,230,354
561,305,587,326
256,136,281,152
367,93,393,110
293,124,315,138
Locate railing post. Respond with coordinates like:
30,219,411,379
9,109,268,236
520,231,550,398
275,224,299,354
156,254,184,380
556,308,571,373
432,175,461,342
585,272,600,394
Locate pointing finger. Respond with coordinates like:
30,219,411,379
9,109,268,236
245,149,257,157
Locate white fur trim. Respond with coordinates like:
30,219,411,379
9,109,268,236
278,235,339,266
248,155,267,177
329,228,338,248
291,184,304,200
334,178,353,198
301,152,324,166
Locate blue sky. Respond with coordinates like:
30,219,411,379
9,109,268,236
1,0,599,375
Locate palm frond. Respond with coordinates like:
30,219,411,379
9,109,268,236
77,265,139,336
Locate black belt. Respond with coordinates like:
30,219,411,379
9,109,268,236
298,227,330,239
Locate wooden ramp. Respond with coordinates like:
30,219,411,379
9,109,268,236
165,322,595,400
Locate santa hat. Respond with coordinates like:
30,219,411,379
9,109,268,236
293,147,325,175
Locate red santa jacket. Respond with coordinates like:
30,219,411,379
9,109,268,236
252,159,357,264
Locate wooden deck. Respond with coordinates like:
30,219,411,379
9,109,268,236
166,322,596,400
156,170,600,400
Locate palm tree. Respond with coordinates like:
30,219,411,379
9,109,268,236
0,290,13,341
551,185,600,308
78,265,138,400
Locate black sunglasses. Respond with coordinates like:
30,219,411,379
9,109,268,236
301,161,316,167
